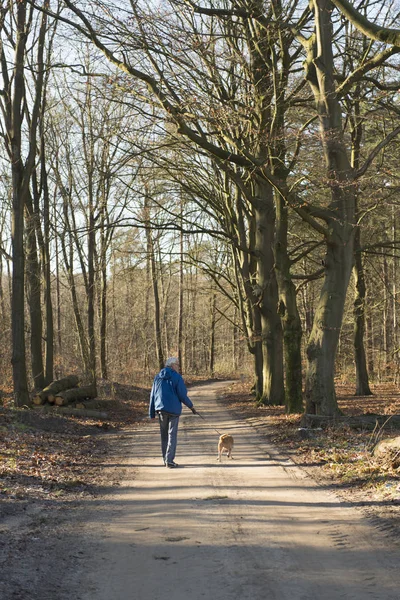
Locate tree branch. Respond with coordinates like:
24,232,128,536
331,0,400,47
336,46,400,97
356,125,400,179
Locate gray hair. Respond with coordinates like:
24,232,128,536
165,357,179,367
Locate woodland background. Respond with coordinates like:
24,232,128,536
1,0,400,416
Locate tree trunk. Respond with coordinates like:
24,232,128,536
232,208,264,400
254,182,284,406
252,335,264,400
55,208,62,366
87,147,97,386
25,200,45,390
303,0,357,415
190,266,198,372
100,258,108,379
232,304,240,371
10,1,30,406
305,223,355,415
353,227,372,395
209,290,217,377
348,90,372,397
41,164,54,385
60,206,91,374
383,253,391,374
144,196,164,370
177,217,184,371
11,164,29,405
0,256,5,324
275,194,303,413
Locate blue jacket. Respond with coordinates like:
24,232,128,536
149,367,193,418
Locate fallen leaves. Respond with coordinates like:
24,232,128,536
0,381,149,501
0,422,100,500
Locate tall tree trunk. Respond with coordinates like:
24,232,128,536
144,243,150,375
61,196,91,374
100,256,108,380
305,223,355,414
6,0,49,402
252,331,264,400
11,163,29,405
177,217,184,371
87,207,97,387
209,289,217,377
254,181,284,406
349,92,371,396
231,187,264,399
303,0,356,415
268,0,303,413
383,253,391,374
55,203,62,368
232,303,240,371
10,2,30,405
392,206,399,382
144,197,164,370
367,312,375,379
353,228,372,396
245,10,285,405
0,255,5,323
275,194,303,413
30,147,54,387
41,163,54,385
25,199,45,390
189,264,198,372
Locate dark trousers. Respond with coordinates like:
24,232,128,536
157,411,179,464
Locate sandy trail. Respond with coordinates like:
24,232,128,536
74,381,400,600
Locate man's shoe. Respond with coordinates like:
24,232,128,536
166,461,179,468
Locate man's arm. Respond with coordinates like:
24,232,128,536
149,383,156,419
175,375,196,411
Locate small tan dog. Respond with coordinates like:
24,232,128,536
217,434,234,462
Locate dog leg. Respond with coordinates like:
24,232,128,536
217,443,222,462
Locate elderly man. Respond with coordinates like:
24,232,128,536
149,357,197,468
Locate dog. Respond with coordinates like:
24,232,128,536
217,434,234,462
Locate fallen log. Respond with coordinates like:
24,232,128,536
75,399,117,411
301,413,400,430
54,384,97,406
61,408,107,419
32,375,79,405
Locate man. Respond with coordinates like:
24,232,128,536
149,357,197,468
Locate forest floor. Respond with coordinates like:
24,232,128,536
0,379,399,598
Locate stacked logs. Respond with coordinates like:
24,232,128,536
33,376,97,408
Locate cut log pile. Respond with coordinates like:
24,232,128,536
54,384,97,406
33,375,80,405
32,377,103,418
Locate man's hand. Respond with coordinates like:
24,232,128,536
191,407,197,414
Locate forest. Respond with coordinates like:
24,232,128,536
1,0,400,417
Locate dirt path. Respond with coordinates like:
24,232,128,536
69,381,400,600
